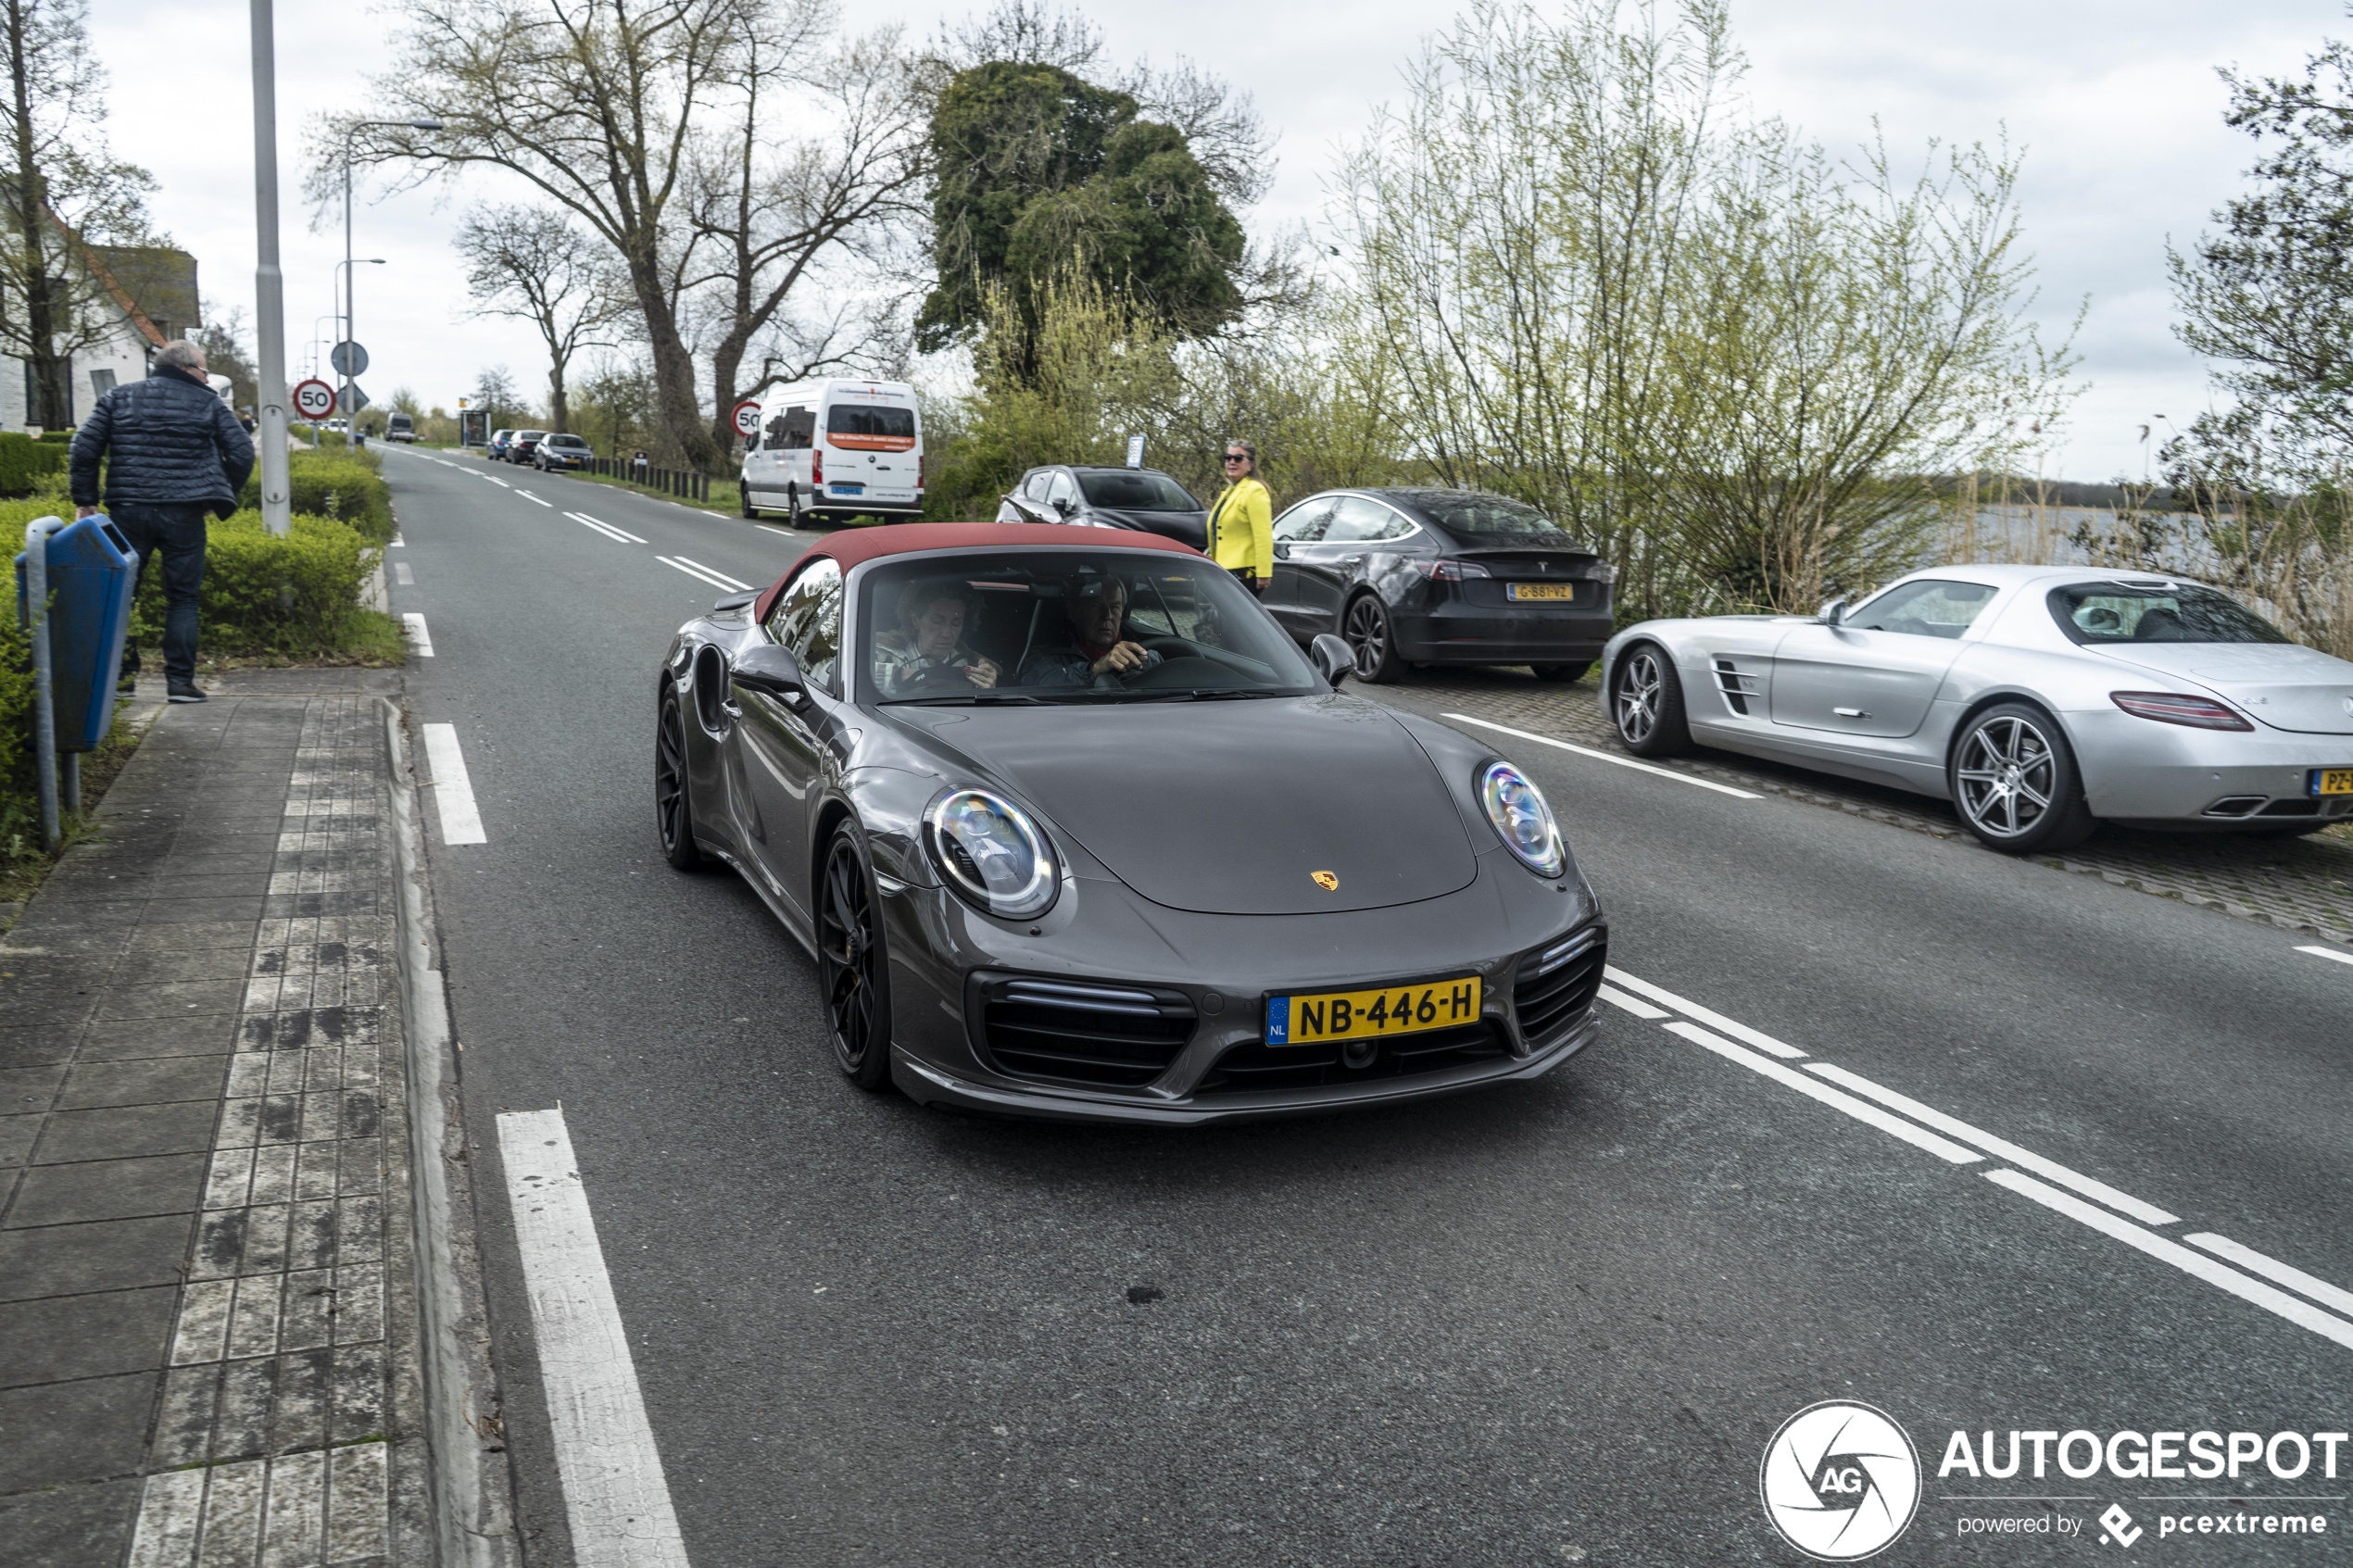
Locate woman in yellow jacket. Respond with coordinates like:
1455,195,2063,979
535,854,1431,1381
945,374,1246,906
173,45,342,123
1205,439,1273,595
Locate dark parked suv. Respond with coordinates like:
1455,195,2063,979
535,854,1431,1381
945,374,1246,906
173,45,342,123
994,465,1208,551
1265,489,1615,683
534,433,592,470
506,429,548,464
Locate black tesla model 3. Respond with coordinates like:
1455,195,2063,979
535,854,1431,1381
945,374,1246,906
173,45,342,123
1264,489,1616,683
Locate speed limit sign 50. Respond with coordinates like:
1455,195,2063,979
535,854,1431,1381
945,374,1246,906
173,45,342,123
293,379,336,420
731,398,762,439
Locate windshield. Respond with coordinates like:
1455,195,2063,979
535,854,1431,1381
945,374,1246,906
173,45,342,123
2049,583,2289,646
827,403,916,450
1076,470,1201,512
1409,492,1567,538
516,430,547,441
547,434,588,449
861,549,1318,704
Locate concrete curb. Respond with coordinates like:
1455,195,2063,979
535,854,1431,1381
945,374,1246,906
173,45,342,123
383,696,522,1568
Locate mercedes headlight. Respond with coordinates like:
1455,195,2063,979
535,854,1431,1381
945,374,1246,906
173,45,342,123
925,788,1060,919
1478,760,1565,877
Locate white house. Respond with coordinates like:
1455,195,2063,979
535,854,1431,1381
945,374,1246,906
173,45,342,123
0,245,202,433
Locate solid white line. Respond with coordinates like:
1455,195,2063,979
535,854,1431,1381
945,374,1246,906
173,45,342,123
2296,944,2353,968
568,512,646,544
1596,984,1668,1020
2184,1233,2353,1319
1987,1171,2353,1352
657,557,737,592
402,613,434,658
1663,1021,1982,1163
1805,1062,2179,1226
669,556,752,591
515,490,554,507
755,524,797,537
421,723,486,846
1442,712,1762,798
1604,967,1805,1058
497,1110,690,1568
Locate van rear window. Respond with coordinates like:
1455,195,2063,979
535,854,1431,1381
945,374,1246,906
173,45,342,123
827,405,916,449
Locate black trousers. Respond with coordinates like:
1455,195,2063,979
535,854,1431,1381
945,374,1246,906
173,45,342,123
111,502,210,683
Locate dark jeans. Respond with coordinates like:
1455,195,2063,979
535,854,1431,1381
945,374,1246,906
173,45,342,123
112,502,209,683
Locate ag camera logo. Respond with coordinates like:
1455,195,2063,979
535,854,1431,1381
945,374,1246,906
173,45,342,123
1761,1401,1922,1561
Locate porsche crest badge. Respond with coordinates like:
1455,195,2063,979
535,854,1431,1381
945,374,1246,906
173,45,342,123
1311,871,1340,891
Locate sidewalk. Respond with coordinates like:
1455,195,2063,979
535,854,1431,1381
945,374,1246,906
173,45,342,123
0,670,428,1566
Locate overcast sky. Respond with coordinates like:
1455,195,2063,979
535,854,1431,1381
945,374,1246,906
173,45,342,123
94,0,2347,480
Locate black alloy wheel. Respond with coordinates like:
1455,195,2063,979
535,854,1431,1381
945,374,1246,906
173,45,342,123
1532,661,1592,684
1610,644,1692,757
655,697,703,872
1343,595,1406,684
818,824,894,1089
1947,701,2096,854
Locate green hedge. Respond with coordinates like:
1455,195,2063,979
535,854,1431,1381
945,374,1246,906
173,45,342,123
130,510,386,657
237,452,394,546
0,433,69,496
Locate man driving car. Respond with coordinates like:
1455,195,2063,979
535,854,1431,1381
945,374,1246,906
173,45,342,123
1017,574,1164,688
873,579,1000,696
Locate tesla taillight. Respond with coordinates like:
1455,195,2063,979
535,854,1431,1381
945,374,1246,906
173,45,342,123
2109,691,2254,731
1413,559,1492,581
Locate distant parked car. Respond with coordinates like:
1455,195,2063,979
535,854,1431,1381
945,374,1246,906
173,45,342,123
384,413,416,443
487,429,515,460
995,465,1207,551
1264,488,1615,684
507,430,548,464
535,433,592,470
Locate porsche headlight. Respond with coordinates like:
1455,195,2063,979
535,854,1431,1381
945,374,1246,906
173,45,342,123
925,788,1059,919
1478,760,1565,877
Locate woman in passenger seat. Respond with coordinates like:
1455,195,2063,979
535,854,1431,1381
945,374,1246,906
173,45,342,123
874,579,1000,696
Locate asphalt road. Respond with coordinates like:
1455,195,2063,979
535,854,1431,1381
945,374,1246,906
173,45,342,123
381,445,2353,1566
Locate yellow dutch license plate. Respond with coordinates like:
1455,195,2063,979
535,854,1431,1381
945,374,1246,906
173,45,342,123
1507,582,1576,602
2314,768,2353,796
1265,976,1482,1046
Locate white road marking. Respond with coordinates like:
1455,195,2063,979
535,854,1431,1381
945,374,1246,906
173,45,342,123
755,524,797,538
390,533,405,546
484,474,510,488
421,724,487,846
1595,984,1668,1019
1604,967,1805,1058
1988,1171,2353,1351
1664,1021,1982,1163
394,562,413,586
2296,944,2353,967
497,1109,691,1568
658,556,752,593
2184,1233,2353,1318
1442,712,1762,798
402,613,434,657
516,490,554,507
1805,1061,2179,1225
568,512,647,545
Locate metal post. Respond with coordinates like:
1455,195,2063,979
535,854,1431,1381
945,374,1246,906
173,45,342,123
251,0,292,536
23,519,61,850
343,135,353,437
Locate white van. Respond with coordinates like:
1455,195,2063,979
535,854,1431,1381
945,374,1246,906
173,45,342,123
739,378,923,524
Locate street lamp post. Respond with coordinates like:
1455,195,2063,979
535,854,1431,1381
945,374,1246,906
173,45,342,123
335,258,384,433
341,119,441,433
249,0,291,535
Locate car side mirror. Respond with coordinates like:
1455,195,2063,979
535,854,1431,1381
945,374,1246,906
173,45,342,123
1818,597,1848,628
1052,496,1074,517
1274,541,1291,559
732,643,807,708
1310,633,1353,685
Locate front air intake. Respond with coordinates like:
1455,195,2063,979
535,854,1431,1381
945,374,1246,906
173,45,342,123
975,977,1195,1091
1513,924,1607,1049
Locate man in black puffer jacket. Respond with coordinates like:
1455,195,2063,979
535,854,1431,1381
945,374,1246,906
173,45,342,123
70,340,257,703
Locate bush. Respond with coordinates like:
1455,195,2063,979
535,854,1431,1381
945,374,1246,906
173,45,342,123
125,509,386,659
0,602,37,866
238,452,394,545
0,433,69,496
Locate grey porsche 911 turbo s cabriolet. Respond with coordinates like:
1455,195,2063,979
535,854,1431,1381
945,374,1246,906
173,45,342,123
1602,564,2353,853
655,523,1607,1124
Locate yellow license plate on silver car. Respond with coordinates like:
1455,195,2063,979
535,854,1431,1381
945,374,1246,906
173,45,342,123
1265,976,1482,1046
2314,768,2353,796
1507,583,1576,602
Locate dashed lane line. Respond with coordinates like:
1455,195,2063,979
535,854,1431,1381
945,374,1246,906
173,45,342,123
1444,712,1762,798
658,556,753,593
393,563,413,586
390,533,404,547
2297,944,2353,968
515,489,553,507
568,511,648,545
420,723,486,846
402,613,434,658
1602,969,2353,1352
497,1109,691,1568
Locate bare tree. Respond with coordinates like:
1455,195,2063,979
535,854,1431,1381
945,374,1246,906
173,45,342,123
0,0,160,428
327,0,766,470
472,363,523,431
931,0,1102,74
455,203,624,433
686,21,928,452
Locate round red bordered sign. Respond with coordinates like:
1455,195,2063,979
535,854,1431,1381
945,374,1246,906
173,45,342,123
293,379,336,420
732,398,762,438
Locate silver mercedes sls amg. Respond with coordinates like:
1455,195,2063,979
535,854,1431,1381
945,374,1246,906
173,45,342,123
1599,565,2353,852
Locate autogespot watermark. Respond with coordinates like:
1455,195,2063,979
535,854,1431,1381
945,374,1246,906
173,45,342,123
1762,1407,2349,1555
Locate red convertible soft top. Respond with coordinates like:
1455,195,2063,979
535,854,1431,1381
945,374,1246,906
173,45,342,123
750,522,1200,623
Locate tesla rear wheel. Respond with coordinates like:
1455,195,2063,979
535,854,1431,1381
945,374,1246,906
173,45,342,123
1949,702,2096,854
1342,596,1405,684
818,824,893,1090
1532,661,1591,683
1611,644,1691,757
655,697,703,872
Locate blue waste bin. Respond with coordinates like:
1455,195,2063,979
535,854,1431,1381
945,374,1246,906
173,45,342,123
15,514,138,752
